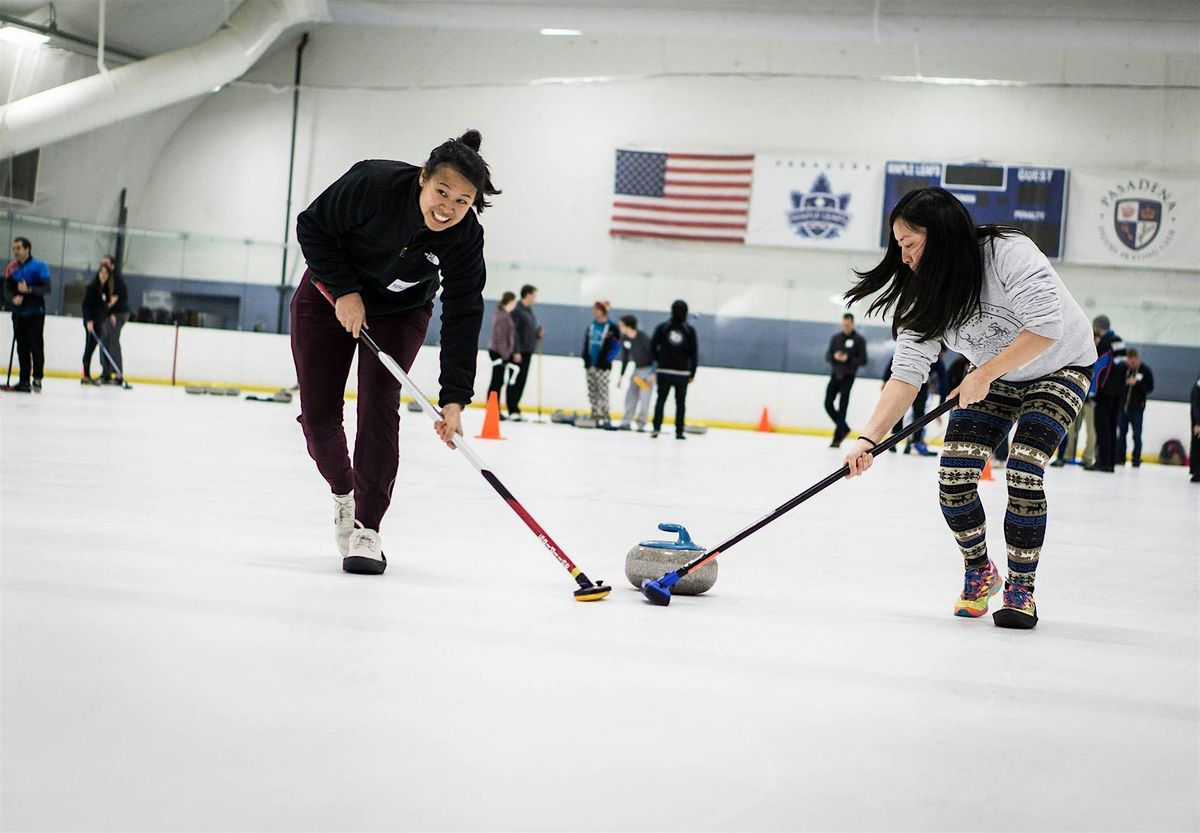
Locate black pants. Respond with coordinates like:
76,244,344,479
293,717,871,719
506,353,532,415
487,350,516,399
1094,395,1121,468
100,313,128,380
82,323,100,377
653,374,689,435
824,375,854,438
13,314,45,385
1191,431,1200,477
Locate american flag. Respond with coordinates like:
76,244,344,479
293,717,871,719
610,149,753,243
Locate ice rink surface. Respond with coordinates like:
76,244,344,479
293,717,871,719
2,379,1197,832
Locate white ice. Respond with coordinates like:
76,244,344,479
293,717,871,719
2,379,1198,832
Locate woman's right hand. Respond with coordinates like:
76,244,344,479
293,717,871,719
844,438,876,478
335,292,367,338
86,321,94,333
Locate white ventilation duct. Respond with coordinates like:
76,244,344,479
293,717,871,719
0,0,329,158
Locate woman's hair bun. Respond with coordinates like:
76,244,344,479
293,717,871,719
458,129,482,152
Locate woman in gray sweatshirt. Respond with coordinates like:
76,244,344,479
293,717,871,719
842,187,1095,630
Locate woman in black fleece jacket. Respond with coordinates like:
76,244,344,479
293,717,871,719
291,130,500,575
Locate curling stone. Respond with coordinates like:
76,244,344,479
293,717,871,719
624,523,716,595
574,416,599,429
406,399,422,412
550,410,575,425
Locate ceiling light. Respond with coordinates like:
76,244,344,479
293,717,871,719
0,26,50,46
539,28,582,37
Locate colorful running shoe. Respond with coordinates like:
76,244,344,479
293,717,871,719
993,582,1038,629
953,560,1001,618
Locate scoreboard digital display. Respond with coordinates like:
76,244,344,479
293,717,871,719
882,160,1069,259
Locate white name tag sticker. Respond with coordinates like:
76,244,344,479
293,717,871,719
844,339,854,349
387,278,422,293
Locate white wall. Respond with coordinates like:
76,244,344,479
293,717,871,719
127,24,1200,345
4,314,1191,463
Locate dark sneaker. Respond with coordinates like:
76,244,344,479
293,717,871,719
31,379,42,393
993,582,1038,629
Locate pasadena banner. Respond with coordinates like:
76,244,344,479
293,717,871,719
1065,170,1199,270
745,158,883,251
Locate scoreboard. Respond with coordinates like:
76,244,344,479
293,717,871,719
881,160,1069,259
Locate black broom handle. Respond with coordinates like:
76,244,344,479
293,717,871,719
678,396,961,578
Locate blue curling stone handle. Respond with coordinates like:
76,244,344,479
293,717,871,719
638,522,702,551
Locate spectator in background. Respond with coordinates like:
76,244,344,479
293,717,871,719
1051,328,1100,467
99,261,131,385
824,312,868,447
3,237,51,393
486,291,518,406
1087,314,1126,472
507,284,543,421
881,352,942,455
1116,348,1154,468
581,300,620,427
1190,373,1200,484
80,263,114,385
616,314,654,431
650,299,698,440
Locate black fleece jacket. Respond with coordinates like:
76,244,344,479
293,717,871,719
295,160,486,406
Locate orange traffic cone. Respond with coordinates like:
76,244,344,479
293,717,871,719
981,458,994,481
756,407,773,433
476,391,504,440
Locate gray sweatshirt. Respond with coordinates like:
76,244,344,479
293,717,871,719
889,234,1095,388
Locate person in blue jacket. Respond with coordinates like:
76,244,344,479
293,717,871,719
580,300,621,427
4,237,51,393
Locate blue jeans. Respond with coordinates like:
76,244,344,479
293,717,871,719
1117,408,1144,465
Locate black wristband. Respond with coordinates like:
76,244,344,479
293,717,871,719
858,436,879,449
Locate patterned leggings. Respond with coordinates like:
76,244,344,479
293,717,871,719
938,366,1092,589
586,367,611,421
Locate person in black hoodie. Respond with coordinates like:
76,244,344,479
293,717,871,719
80,263,114,384
292,130,500,575
97,260,130,385
1088,314,1126,472
650,299,699,439
1115,348,1154,467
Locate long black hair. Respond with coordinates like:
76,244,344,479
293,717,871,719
844,187,1020,340
423,129,501,212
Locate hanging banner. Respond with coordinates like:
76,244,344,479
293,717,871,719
745,158,883,251
1065,170,1199,270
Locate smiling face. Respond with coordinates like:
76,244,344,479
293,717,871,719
418,165,478,232
893,219,927,271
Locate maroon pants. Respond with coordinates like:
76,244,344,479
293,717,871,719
290,275,432,530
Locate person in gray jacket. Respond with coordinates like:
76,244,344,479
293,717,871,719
842,187,1095,631
507,284,542,420
616,314,655,431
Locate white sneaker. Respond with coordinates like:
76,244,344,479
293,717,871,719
333,492,355,557
344,522,387,575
